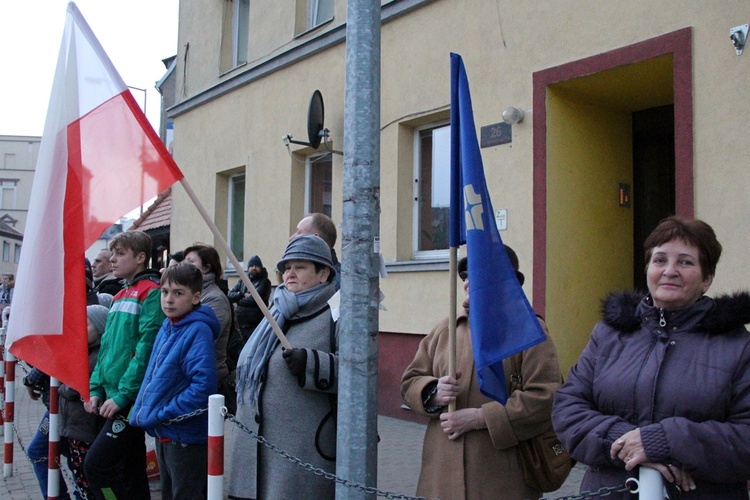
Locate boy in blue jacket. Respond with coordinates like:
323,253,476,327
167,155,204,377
132,262,219,499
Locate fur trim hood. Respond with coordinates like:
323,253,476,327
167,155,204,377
601,290,750,334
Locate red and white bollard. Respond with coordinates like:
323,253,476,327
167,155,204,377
3,348,15,478
0,326,5,437
207,394,225,500
47,377,61,500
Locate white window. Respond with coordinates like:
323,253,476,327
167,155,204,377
233,0,250,66
413,123,451,259
2,242,9,262
307,0,333,29
13,244,20,264
228,173,246,263
305,153,332,218
0,179,18,210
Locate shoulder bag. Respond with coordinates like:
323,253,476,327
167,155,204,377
509,352,575,493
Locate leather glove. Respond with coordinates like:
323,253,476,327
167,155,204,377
282,348,307,376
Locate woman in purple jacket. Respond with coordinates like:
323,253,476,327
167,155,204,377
552,216,750,499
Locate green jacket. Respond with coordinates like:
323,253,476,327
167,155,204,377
89,269,165,410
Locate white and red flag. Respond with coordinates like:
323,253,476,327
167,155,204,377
6,2,183,399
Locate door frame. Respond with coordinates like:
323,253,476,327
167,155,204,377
531,27,694,315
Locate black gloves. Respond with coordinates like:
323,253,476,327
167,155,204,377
282,348,307,376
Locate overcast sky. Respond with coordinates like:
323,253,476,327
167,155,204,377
0,0,179,137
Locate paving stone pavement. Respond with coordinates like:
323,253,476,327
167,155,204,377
2,368,583,499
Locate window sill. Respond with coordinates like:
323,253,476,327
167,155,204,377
385,259,448,273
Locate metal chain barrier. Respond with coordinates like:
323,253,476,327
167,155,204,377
162,407,207,425
225,412,430,500
540,480,636,500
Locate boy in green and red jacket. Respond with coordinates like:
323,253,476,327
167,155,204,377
83,231,165,499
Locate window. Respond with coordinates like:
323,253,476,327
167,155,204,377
2,242,9,262
221,0,250,71
228,173,246,263
0,179,17,210
3,154,15,169
305,153,332,217
308,0,333,29
413,123,451,259
13,244,20,264
233,0,250,66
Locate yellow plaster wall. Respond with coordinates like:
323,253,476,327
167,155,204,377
545,89,634,374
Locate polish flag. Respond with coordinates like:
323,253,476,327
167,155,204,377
6,2,183,399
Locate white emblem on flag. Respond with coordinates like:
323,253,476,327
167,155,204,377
464,184,484,231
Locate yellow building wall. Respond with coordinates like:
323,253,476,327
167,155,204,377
171,0,750,351
545,90,634,373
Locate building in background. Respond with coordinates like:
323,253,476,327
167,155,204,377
167,0,750,420
0,135,40,276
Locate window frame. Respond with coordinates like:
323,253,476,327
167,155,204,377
232,0,250,67
227,173,246,265
308,0,334,29
412,122,451,260
304,152,333,218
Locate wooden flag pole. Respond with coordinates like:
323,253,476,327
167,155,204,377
178,178,291,350
448,246,458,412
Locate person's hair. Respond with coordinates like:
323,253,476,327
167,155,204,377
313,261,334,283
161,262,203,293
183,243,223,278
110,231,152,260
98,249,113,260
307,213,337,248
168,250,184,263
643,216,722,279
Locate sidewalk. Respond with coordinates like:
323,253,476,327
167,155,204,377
2,369,583,499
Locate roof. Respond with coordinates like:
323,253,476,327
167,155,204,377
0,220,23,240
129,188,172,232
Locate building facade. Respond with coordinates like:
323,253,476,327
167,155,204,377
0,135,40,276
169,0,750,418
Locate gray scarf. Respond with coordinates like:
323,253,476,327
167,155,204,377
235,282,329,409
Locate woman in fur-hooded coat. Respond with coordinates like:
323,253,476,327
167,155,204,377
553,216,750,499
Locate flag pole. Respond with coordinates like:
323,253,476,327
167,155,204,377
178,178,291,350
448,246,458,412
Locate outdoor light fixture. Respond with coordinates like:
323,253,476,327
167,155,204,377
730,24,748,55
502,106,525,124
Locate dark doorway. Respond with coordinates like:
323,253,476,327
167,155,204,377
632,105,675,291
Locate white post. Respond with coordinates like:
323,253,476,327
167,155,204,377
638,466,665,499
207,394,225,500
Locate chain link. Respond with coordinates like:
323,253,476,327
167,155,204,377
162,407,208,425
540,480,636,500
226,412,430,500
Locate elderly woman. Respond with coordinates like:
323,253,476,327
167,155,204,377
229,235,338,500
183,244,233,400
552,216,750,498
401,246,562,499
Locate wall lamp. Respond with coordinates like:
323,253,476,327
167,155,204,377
730,24,748,55
502,106,525,124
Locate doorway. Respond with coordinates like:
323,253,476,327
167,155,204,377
532,29,693,373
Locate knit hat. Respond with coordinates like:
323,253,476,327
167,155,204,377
87,305,109,336
248,255,263,268
277,235,336,279
97,293,114,308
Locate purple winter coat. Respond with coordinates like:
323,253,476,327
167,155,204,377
552,291,750,499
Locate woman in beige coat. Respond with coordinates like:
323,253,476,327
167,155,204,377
401,250,562,500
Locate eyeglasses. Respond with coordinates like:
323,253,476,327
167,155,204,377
459,271,468,281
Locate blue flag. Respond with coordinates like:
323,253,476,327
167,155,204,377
449,53,546,404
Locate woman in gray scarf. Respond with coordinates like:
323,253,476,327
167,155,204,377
229,235,338,500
